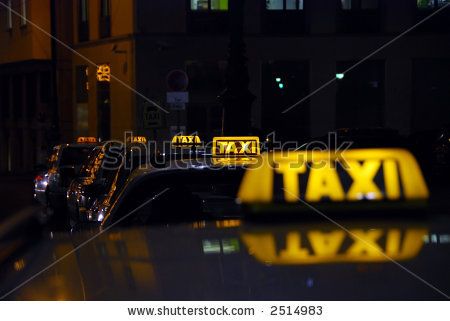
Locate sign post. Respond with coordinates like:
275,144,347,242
143,102,163,129
166,69,189,132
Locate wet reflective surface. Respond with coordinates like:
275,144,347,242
1,213,450,300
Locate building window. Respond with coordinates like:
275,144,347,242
417,0,450,9
261,61,310,141
337,0,380,33
266,0,304,10
340,0,379,10
341,0,352,9
76,66,89,103
20,0,26,26
99,0,111,38
78,0,89,42
0,77,10,119
415,0,450,32
336,60,385,129
187,0,229,33
190,0,228,11
40,72,51,104
6,0,12,30
262,0,307,34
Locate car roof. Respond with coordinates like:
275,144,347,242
129,158,245,181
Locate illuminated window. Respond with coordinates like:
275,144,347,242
190,0,228,10
20,0,26,26
266,0,304,10
100,0,110,17
6,0,12,29
417,0,450,8
340,0,379,10
438,0,450,6
341,0,352,10
80,0,88,22
78,0,89,42
99,0,111,38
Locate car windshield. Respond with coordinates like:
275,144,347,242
110,168,245,227
78,148,102,177
59,146,94,167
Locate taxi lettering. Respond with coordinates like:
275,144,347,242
77,137,97,144
213,136,260,157
241,228,427,264
277,159,395,202
127,136,147,143
171,135,201,147
238,149,429,204
216,140,257,155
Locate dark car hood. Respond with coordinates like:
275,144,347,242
1,215,450,300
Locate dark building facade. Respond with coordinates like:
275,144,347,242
0,0,73,173
3,0,450,172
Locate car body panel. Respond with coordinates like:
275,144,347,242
1,216,450,300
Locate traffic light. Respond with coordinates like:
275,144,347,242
275,77,284,89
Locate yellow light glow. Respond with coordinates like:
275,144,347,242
241,227,427,265
13,259,26,271
127,136,147,143
212,136,260,157
171,135,201,148
215,219,241,228
238,149,429,204
76,136,97,144
96,64,111,82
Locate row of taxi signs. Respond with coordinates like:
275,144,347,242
171,135,429,205
171,135,260,155
77,135,430,206
77,136,149,144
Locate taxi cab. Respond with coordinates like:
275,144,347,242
67,136,154,228
98,136,260,228
78,135,206,226
3,140,450,300
33,171,49,206
40,137,98,214
66,142,120,227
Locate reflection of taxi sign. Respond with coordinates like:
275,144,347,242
171,135,201,148
238,149,429,205
127,136,147,144
212,136,260,157
77,137,97,144
242,227,427,265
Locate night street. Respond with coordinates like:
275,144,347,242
1,0,450,319
0,174,34,221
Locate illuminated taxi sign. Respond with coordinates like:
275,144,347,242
96,64,111,82
76,137,97,144
241,227,427,265
238,149,429,204
126,136,147,144
171,135,201,148
212,136,260,157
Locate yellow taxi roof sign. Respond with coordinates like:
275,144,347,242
127,136,147,144
171,135,201,148
76,137,97,144
238,148,429,205
212,136,260,157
